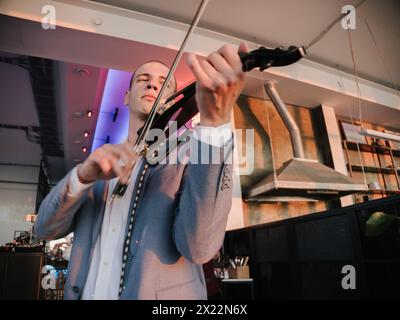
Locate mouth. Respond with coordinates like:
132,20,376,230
141,95,156,102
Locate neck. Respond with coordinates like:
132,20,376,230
127,112,146,149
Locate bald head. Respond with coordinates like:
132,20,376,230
124,61,177,120
129,60,177,92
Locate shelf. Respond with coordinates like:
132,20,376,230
348,164,397,174
342,134,400,198
221,279,253,282
357,189,400,195
342,140,400,157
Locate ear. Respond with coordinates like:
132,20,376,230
124,90,130,105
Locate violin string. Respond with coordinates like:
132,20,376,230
135,0,209,152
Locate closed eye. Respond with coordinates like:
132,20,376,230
160,80,171,88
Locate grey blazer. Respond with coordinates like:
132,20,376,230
34,140,233,300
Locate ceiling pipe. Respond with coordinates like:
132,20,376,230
264,80,305,159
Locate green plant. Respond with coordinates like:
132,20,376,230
365,211,399,237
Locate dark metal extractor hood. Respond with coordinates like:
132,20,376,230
245,81,368,202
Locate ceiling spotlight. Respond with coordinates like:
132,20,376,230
84,131,90,138
73,112,83,118
82,146,87,153
74,67,90,76
87,110,94,118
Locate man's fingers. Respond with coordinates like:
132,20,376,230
122,143,137,169
98,157,113,176
236,42,249,79
199,59,229,92
102,144,127,164
109,155,130,184
103,144,134,169
217,43,247,78
93,146,133,183
92,148,112,175
207,52,238,85
187,53,212,89
188,43,248,127
99,151,128,183
217,44,240,69
238,42,250,53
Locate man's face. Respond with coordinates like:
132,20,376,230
125,61,176,120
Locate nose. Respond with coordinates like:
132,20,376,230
146,80,158,92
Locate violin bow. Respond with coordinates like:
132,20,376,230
112,0,210,197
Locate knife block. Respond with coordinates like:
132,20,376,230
228,266,250,279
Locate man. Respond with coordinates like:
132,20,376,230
34,43,248,299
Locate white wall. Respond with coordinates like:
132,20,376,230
0,166,39,245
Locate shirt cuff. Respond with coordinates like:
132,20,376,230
193,121,233,148
68,165,94,197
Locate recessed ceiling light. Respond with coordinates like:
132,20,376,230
84,131,90,138
74,67,90,76
87,110,94,118
82,146,87,153
91,17,103,26
73,112,83,118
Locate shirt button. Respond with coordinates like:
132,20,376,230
112,228,116,232
104,261,109,266
72,286,80,293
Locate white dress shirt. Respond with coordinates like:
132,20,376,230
67,123,232,300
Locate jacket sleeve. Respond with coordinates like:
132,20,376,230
173,139,234,264
34,169,92,240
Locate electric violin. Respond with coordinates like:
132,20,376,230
151,45,306,136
